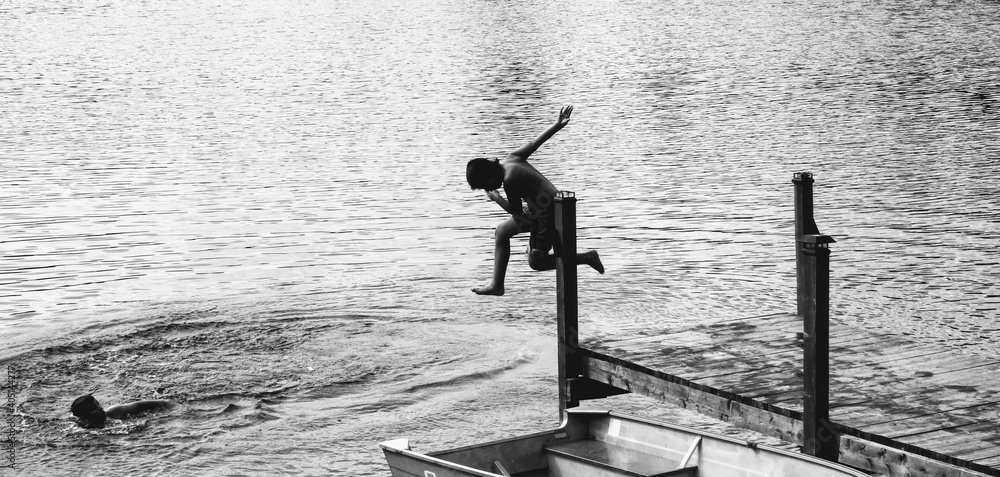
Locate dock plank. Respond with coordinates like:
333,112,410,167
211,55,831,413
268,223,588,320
976,454,1000,468
860,416,980,439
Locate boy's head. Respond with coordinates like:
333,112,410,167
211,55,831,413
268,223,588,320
466,158,504,191
71,394,106,427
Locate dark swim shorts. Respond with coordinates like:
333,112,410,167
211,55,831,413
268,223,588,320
523,204,555,258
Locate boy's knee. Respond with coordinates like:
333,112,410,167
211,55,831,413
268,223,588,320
494,223,518,242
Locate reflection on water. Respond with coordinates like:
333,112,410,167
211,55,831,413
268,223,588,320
2,0,999,474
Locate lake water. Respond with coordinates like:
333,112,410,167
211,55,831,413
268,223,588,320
2,0,998,474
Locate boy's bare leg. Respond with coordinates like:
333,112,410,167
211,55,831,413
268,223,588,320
473,218,520,295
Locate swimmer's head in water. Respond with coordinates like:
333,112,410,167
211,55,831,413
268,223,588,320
71,394,106,427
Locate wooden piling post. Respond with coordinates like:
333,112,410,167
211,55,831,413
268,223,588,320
554,191,579,415
793,173,838,461
799,234,836,460
793,172,820,317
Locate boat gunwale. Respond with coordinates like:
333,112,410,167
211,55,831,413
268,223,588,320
380,441,505,477
425,410,588,458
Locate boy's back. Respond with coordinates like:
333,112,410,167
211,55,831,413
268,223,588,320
501,156,557,211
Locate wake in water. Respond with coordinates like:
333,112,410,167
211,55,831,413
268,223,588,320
2,296,558,476
3,300,389,474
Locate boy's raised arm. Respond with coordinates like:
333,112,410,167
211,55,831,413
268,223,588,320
508,105,573,160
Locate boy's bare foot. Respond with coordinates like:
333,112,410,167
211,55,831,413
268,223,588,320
472,284,505,296
583,251,605,274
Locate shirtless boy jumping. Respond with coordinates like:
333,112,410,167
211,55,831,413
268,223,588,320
466,105,603,296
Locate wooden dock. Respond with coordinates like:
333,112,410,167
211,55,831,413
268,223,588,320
550,175,1000,477
581,312,1000,476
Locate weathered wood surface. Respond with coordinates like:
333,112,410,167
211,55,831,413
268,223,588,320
581,312,1000,476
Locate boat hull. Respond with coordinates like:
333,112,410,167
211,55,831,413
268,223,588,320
380,410,870,477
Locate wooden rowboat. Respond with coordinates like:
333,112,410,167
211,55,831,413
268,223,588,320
380,409,870,477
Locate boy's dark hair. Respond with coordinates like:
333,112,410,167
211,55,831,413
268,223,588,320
466,158,503,190
71,395,97,418
69,394,96,417
72,394,107,428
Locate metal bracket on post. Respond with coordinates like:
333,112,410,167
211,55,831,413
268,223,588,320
568,377,630,402
554,191,579,417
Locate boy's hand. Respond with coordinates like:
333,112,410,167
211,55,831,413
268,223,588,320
556,105,573,128
485,190,502,202
508,105,573,160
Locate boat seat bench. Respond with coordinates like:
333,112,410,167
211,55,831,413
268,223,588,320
544,439,698,477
